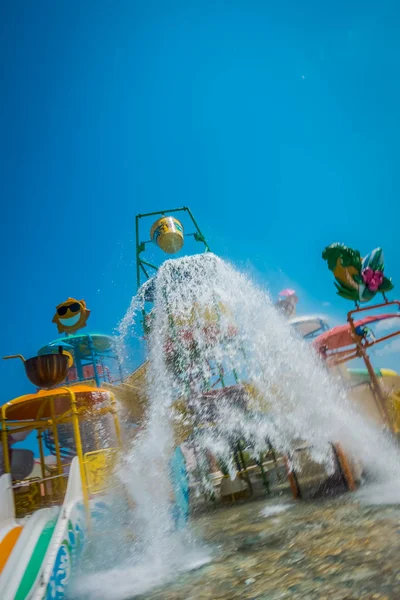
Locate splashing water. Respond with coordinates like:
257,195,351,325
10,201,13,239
139,254,400,478
76,253,400,599
260,503,293,518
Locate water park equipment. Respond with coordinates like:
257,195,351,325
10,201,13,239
38,333,123,389
274,289,330,340
272,284,392,496
3,350,71,389
132,211,360,503
317,243,400,434
313,303,400,428
289,315,330,340
135,211,280,497
52,299,91,335
1,294,189,599
0,377,122,600
5,221,390,598
284,443,357,500
136,206,210,291
322,243,393,304
276,289,298,318
135,210,255,494
150,216,184,254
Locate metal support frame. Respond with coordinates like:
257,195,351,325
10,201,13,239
135,206,211,291
87,335,101,387
50,398,63,479
109,391,122,447
65,387,90,523
236,440,253,494
135,207,264,500
346,301,400,426
347,300,400,352
1,377,123,524
37,430,46,480
51,334,123,387
321,299,400,428
1,406,11,474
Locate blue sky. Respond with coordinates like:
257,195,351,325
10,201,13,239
1,0,400,414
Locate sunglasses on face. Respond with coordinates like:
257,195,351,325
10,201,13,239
57,302,81,316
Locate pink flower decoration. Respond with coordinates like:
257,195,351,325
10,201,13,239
362,267,383,292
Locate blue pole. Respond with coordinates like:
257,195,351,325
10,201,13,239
87,335,101,387
74,340,84,382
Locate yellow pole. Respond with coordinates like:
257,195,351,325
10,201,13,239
37,429,48,503
6,421,50,432
1,406,11,474
37,430,46,480
50,398,63,477
62,387,91,525
109,392,122,448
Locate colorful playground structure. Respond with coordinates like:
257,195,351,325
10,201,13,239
0,214,194,600
2,212,400,599
314,243,400,433
0,342,189,599
0,350,123,600
312,303,400,431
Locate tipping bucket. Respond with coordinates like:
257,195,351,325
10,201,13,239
24,352,69,388
150,216,184,254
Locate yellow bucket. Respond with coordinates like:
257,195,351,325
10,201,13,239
150,216,184,254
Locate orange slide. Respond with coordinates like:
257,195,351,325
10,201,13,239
0,526,23,574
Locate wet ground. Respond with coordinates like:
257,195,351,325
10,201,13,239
137,493,400,600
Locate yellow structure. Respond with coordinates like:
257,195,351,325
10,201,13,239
1,385,121,520
150,216,184,254
342,368,400,434
52,298,91,334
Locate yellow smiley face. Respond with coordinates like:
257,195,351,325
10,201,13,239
52,297,91,334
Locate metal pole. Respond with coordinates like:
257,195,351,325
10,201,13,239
74,339,84,382
347,311,391,425
257,457,270,494
184,207,211,252
87,335,101,387
116,352,124,383
1,406,10,474
50,398,63,478
237,441,253,494
361,346,391,425
140,259,159,271
137,207,187,219
63,387,91,524
217,363,225,388
135,214,141,290
99,353,107,383
267,438,281,481
37,430,46,481
109,391,122,448
135,207,211,295
233,449,241,472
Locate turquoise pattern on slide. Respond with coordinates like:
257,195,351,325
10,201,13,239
170,446,190,529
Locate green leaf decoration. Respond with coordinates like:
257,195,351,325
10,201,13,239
379,276,394,292
338,291,357,301
360,287,376,303
334,282,358,301
362,248,384,272
322,243,362,271
324,243,394,303
334,278,357,293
